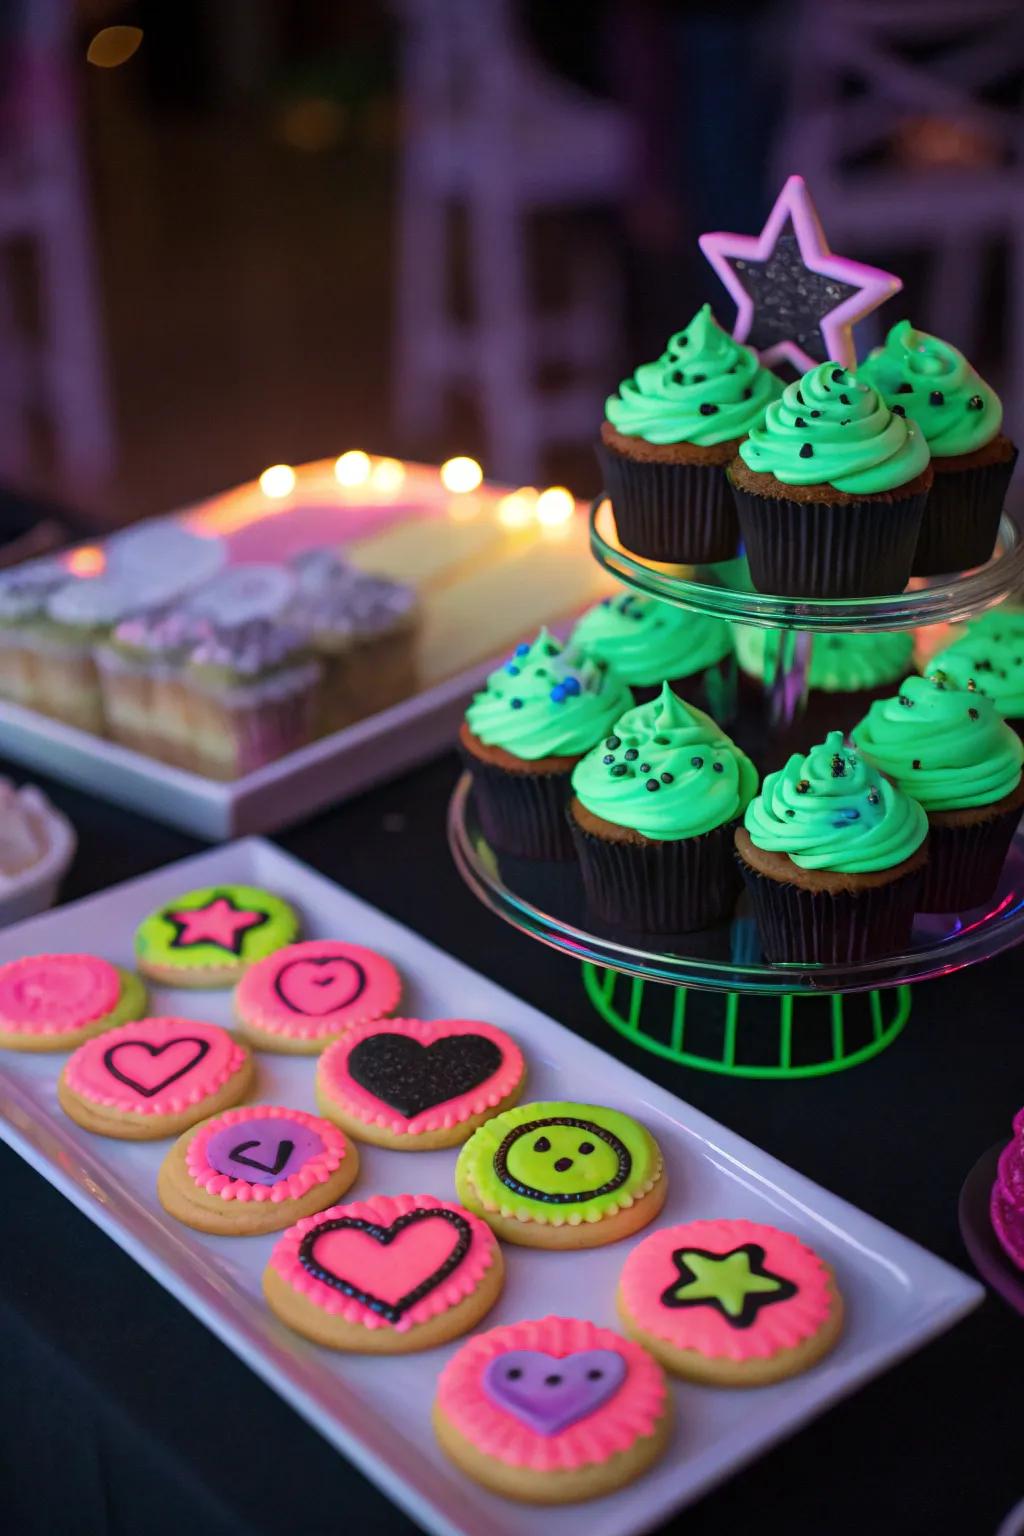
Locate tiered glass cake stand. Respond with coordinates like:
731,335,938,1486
448,494,1024,1079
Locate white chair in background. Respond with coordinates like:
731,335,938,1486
0,0,114,487
772,0,1024,434
392,0,634,483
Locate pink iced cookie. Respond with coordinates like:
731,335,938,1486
263,1192,504,1353
159,1104,359,1235
0,953,147,1053
433,1315,671,1502
990,1107,1024,1271
617,1217,844,1385
235,939,401,1054
316,1017,525,1149
59,1016,254,1140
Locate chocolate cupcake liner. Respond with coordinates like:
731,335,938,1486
460,746,576,861
598,444,740,564
912,448,1019,575
730,484,927,598
737,856,925,964
920,799,1024,912
570,814,741,933
630,655,738,723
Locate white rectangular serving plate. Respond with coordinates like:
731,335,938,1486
0,661,487,842
0,838,982,1536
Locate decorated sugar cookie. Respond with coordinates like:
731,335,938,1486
158,1104,358,1235
135,885,299,988
454,1100,667,1249
316,1017,525,1150
433,1315,671,1503
234,939,401,1053
263,1192,503,1354
617,1217,844,1386
0,954,146,1052
58,1017,254,1140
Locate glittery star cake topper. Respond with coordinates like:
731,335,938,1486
698,174,901,372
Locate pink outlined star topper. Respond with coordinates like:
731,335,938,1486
698,175,901,373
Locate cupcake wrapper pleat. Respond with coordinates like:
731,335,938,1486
912,447,1019,575
570,815,741,932
920,800,1024,912
598,445,740,564
737,856,925,963
460,746,576,860
731,486,927,598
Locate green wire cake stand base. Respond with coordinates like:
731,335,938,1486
582,965,912,1079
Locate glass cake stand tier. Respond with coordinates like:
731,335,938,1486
590,496,1024,632
448,773,1024,998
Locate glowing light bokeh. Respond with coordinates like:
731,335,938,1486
335,450,372,487
440,456,483,494
259,464,297,498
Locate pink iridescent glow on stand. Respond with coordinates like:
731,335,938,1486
698,174,902,372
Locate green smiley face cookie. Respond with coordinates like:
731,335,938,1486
455,1101,662,1224
135,885,299,975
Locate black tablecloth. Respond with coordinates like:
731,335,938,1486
3,752,1022,1536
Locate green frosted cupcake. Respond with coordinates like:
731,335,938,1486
927,608,1024,737
571,590,735,716
460,628,632,860
736,730,928,962
859,321,1017,575
730,361,932,597
600,305,782,564
568,682,758,931
853,672,1024,912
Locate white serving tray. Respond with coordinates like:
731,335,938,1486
0,662,487,842
0,838,982,1536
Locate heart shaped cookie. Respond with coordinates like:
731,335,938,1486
235,940,401,1053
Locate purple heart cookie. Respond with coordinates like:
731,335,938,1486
482,1348,627,1435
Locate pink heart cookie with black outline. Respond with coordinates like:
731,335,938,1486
263,1193,504,1354
235,941,401,1054
59,1017,254,1141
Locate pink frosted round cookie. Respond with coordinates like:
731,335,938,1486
433,1315,671,1503
617,1217,844,1386
316,1017,525,1150
58,1016,254,1140
234,939,401,1054
262,1192,503,1353
158,1104,359,1235
0,953,147,1053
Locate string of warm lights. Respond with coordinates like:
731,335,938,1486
257,453,577,528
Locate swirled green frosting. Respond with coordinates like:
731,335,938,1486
465,627,632,761
859,320,1002,457
852,673,1022,812
571,682,757,839
928,608,1024,720
744,729,928,872
571,591,731,687
732,625,913,693
605,304,782,447
737,361,931,493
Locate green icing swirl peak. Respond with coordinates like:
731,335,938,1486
572,682,758,839
859,320,1002,457
605,304,782,447
572,590,731,687
465,626,632,761
852,673,1022,811
744,729,928,873
737,361,931,493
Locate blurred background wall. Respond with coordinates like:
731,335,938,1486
0,0,1021,543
